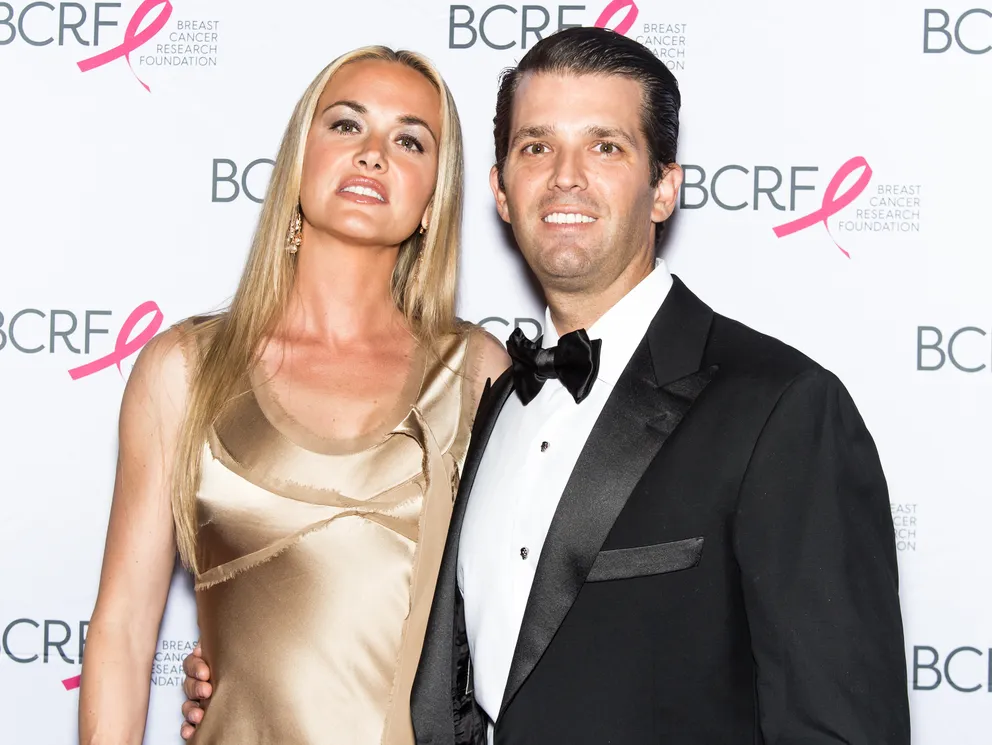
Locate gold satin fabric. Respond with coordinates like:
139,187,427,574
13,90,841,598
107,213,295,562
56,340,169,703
188,331,481,745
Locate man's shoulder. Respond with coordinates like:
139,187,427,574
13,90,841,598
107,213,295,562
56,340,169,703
695,312,866,437
705,312,825,389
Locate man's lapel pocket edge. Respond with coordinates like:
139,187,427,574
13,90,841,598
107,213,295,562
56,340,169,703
586,536,704,582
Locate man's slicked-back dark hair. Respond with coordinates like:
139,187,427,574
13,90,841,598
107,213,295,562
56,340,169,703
493,26,681,189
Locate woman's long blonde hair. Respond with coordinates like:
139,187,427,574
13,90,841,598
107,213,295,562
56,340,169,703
172,47,464,572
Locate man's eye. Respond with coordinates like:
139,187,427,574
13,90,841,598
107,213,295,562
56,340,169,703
523,143,547,155
597,142,621,154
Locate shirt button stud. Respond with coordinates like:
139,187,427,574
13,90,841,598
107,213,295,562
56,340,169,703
540,441,549,452
520,547,529,560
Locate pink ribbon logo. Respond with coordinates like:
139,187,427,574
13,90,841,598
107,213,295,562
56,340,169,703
63,675,82,691
68,301,164,381
594,0,639,36
77,0,173,92
772,156,873,259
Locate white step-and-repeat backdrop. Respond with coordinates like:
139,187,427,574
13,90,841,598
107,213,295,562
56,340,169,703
1,1,989,741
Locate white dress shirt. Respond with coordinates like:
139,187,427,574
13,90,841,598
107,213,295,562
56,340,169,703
457,259,674,742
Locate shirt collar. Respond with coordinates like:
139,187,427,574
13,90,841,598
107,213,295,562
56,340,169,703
542,258,674,386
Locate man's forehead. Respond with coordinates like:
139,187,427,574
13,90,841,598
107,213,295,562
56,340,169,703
510,71,644,130
514,69,642,92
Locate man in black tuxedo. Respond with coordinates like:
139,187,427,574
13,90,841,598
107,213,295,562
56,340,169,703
410,27,910,745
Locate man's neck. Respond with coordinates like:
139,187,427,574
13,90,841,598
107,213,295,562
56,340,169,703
546,253,656,336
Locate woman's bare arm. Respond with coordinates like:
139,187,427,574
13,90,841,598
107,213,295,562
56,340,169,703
79,328,190,745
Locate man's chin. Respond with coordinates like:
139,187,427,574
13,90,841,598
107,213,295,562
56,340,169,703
530,253,600,292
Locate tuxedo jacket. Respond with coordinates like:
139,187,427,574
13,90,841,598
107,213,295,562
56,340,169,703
411,277,910,745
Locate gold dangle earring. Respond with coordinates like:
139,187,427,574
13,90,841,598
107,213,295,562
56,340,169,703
411,223,427,286
286,202,303,254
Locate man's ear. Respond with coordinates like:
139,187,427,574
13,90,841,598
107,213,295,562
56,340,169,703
651,163,683,224
490,165,511,224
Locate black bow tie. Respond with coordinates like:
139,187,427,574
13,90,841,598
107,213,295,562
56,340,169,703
506,327,602,405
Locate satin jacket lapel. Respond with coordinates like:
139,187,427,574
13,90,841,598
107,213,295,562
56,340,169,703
496,277,717,720
412,369,515,744
454,368,515,534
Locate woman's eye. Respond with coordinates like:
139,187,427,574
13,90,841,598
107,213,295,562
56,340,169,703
332,120,360,134
398,136,424,153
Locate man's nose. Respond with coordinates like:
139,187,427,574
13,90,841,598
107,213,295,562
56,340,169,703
548,149,587,191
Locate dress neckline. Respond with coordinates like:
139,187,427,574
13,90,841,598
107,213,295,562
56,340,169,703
247,343,428,457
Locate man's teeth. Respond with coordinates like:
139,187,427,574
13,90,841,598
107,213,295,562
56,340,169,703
543,212,596,224
342,185,385,201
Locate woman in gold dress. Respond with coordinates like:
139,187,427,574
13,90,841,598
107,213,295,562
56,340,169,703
78,47,508,745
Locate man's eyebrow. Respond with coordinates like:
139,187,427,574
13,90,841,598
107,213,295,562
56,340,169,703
510,125,555,149
322,99,366,115
509,124,640,150
585,125,638,148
